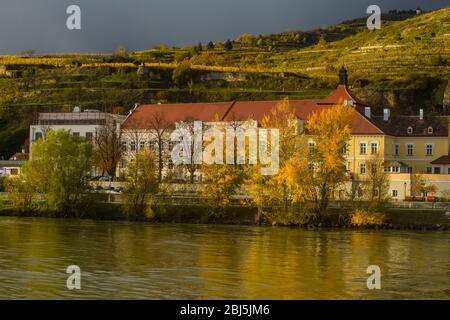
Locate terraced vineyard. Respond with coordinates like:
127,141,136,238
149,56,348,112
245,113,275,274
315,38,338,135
0,8,449,158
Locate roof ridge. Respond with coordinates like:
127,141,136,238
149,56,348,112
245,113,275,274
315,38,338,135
354,112,385,135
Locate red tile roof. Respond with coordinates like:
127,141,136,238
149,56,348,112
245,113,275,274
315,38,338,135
122,85,384,135
121,102,234,129
431,155,450,165
319,85,367,106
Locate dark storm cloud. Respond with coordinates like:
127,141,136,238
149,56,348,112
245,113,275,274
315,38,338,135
0,0,447,54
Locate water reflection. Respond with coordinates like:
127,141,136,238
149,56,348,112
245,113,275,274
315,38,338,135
0,217,449,299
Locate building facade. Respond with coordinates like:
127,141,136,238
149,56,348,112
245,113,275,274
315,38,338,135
120,69,450,198
29,70,450,199
30,109,125,149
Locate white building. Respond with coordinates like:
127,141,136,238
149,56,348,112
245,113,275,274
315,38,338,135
30,109,125,149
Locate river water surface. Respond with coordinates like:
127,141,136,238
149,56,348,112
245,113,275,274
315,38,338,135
0,217,449,299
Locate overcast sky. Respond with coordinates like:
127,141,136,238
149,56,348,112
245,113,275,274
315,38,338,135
0,0,447,54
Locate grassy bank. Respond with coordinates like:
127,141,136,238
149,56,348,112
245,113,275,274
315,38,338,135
0,201,449,230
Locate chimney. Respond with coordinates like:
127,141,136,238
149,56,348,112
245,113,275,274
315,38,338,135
339,66,348,86
383,108,390,121
419,109,424,120
364,107,371,119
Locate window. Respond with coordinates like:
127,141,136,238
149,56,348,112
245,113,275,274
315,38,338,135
149,140,156,150
428,127,433,134
343,143,349,155
426,144,433,156
130,141,136,152
360,163,366,175
168,159,174,169
434,167,441,174
426,167,432,174
139,140,146,150
393,144,400,156
407,126,413,135
85,132,93,141
371,164,378,174
392,166,400,173
35,132,43,141
121,141,127,152
73,132,80,137
345,162,351,171
168,141,175,151
371,143,378,155
360,143,367,155
392,190,398,197
120,159,127,169
408,167,413,174
407,144,414,156
308,142,315,154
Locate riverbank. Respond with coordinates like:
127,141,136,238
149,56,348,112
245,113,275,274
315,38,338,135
0,202,449,230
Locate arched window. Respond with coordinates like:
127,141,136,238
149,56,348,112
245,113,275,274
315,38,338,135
407,126,413,135
428,127,433,134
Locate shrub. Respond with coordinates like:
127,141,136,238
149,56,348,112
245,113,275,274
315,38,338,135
350,209,386,227
4,177,34,213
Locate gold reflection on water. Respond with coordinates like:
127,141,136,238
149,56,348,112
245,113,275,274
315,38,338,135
0,217,449,299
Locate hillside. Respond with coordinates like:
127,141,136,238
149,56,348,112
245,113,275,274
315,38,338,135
0,8,449,158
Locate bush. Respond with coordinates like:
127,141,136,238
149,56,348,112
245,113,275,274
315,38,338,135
350,209,385,227
4,177,34,213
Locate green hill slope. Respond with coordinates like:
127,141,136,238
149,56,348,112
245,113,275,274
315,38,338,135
0,8,449,158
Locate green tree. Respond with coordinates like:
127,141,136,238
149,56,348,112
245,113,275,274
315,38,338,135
206,41,215,50
224,40,233,51
115,46,129,57
172,62,193,87
22,130,93,214
122,149,159,218
238,33,255,46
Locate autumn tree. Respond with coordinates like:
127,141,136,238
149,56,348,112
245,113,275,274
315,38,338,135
302,104,354,218
247,98,299,222
122,149,159,218
201,163,245,209
363,155,390,209
94,124,122,180
147,112,172,182
200,117,249,208
413,173,437,197
115,46,129,57
175,119,200,183
4,176,34,213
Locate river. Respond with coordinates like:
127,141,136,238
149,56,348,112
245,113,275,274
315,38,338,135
0,217,449,299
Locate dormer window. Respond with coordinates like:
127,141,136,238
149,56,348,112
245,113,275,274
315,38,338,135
407,126,413,135
345,99,354,106
428,127,433,134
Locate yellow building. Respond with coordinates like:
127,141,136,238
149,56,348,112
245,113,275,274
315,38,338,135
121,68,450,198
